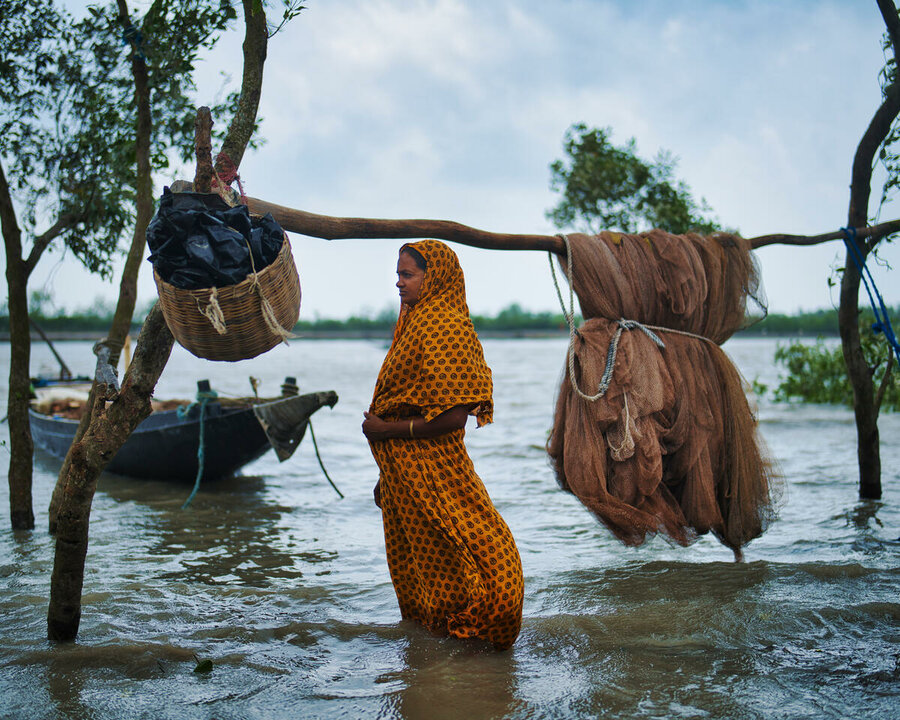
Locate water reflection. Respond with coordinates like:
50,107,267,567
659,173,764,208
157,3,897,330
844,499,884,532
46,665,89,720
835,500,890,555
502,562,776,718
377,630,519,720
40,640,198,719
98,473,334,587
3,338,900,720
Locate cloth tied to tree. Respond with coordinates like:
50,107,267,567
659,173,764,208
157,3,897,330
547,230,780,553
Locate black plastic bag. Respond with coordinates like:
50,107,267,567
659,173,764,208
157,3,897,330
147,188,285,289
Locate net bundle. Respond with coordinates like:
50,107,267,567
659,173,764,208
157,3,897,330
547,230,781,554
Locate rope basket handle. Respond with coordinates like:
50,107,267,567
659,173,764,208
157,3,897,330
197,287,228,336
243,237,296,344
192,238,297,343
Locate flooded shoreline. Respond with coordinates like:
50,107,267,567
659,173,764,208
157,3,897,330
2,337,898,719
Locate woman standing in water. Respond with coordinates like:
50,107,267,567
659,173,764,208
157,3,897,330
362,240,524,650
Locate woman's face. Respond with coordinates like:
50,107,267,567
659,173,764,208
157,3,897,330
396,251,425,307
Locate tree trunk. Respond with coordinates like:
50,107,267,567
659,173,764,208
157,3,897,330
838,1,900,500
5,258,35,531
1,160,35,530
47,382,100,535
839,251,881,499
104,0,154,369
215,0,268,177
48,1,155,533
47,0,270,642
47,306,173,641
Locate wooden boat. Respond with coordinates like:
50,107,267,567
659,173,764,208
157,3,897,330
29,379,338,482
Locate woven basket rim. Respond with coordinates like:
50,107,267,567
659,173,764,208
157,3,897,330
152,233,291,299
153,233,300,361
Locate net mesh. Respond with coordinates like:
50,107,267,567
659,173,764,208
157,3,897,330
547,230,780,553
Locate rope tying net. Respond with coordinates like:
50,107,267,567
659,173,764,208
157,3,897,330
546,230,780,555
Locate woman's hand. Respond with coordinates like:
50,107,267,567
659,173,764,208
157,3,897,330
362,406,471,441
362,411,392,441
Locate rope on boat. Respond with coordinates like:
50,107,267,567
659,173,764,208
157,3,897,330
280,378,343,498
307,420,344,499
176,378,342,505
178,388,218,509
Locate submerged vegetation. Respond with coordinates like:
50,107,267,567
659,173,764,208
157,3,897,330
767,325,899,412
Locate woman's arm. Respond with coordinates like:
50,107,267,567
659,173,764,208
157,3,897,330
362,404,475,441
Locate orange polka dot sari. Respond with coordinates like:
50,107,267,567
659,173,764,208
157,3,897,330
368,239,524,650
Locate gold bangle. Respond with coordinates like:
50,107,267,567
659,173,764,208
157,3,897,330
409,419,415,438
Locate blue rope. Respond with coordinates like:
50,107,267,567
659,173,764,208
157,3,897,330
179,389,218,509
841,227,900,365
121,24,146,60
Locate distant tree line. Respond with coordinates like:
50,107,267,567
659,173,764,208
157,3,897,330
739,307,900,336
2,294,896,337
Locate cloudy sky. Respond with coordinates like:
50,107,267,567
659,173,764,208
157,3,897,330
29,0,900,320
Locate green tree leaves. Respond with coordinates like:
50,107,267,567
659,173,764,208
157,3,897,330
546,123,724,235
0,0,243,278
773,326,899,412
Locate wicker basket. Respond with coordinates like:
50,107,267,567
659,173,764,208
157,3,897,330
154,235,301,362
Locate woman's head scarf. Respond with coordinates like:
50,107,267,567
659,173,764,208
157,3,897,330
371,239,493,426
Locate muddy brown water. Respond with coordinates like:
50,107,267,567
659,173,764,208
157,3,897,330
1,337,898,719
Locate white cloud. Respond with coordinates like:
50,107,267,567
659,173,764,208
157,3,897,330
18,0,900,319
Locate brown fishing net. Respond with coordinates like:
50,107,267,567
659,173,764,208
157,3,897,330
546,230,781,554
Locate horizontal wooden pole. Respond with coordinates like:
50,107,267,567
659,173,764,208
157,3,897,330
244,195,900,254
748,218,900,249
245,196,565,253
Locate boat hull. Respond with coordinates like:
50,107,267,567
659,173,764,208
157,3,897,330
29,391,337,482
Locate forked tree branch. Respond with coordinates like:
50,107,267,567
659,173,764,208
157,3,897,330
24,213,79,276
